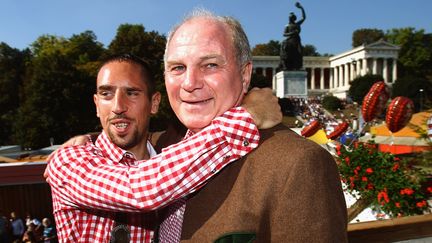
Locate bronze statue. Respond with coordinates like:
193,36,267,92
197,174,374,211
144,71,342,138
280,2,306,71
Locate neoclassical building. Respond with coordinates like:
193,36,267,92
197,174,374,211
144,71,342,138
252,40,400,99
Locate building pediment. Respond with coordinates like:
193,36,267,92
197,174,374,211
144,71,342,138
365,39,400,50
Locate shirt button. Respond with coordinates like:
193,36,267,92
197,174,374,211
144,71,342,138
212,168,217,173
243,139,250,147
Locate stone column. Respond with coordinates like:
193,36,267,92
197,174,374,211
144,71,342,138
311,68,315,89
392,58,398,82
320,68,324,90
350,62,355,80
339,66,343,88
356,60,361,76
383,58,388,83
362,58,367,75
330,68,333,89
372,58,378,74
344,63,349,87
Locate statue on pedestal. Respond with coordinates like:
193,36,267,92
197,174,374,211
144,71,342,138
279,2,306,71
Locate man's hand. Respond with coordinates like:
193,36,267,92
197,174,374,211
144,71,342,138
44,135,91,179
60,135,91,148
242,88,282,129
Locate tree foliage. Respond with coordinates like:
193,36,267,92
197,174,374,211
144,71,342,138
348,74,384,104
252,40,280,56
0,43,29,144
107,24,165,74
352,28,384,48
322,95,343,111
14,32,104,148
385,28,432,79
391,75,432,111
252,40,320,57
303,44,320,56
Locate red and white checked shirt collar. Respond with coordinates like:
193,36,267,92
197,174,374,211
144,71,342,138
45,106,259,243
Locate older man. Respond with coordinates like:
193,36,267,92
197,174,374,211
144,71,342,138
160,10,347,242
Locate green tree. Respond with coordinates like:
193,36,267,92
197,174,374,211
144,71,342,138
252,40,280,56
385,28,432,79
303,44,320,56
322,95,343,111
0,43,30,144
252,41,320,57
14,32,104,148
352,28,384,48
107,24,165,74
348,74,384,104
391,75,432,111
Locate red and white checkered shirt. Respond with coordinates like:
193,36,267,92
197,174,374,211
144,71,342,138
45,107,259,242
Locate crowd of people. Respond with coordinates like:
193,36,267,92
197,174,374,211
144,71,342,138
0,210,57,243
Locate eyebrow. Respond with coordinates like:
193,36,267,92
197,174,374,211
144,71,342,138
200,54,222,61
97,85,144,92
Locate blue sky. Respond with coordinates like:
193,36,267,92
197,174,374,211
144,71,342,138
1,0,431,55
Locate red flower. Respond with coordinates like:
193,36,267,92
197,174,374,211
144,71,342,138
361,176,368,182
377,189,390,205
395,202,401,208
366,168,373,174
394,157,400,161
400,188,414,196
427,187,432,194
337,150,341,156
392,163,399,172
366,183,374,190
353,166,361,175
344,157,350,164
416,200,427,208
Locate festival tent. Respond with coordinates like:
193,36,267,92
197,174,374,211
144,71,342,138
360,111,432,154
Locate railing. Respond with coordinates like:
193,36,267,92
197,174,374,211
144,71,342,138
348,214,432,242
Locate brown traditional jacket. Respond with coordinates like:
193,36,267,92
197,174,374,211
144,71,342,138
179,124,348,243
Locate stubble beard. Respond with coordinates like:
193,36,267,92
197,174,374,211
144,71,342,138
108,128,141,150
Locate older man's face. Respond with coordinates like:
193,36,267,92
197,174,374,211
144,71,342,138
164,18,251,132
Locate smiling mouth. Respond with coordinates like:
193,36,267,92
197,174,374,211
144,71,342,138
113,122,129,129
184,98,212,104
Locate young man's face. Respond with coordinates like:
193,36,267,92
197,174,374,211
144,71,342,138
164,18,251,132
94,61,160,153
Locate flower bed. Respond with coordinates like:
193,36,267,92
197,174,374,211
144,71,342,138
336,142,432,218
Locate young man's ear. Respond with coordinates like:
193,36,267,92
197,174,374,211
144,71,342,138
241,61,253,93
150,92,161,115
93,94,100,117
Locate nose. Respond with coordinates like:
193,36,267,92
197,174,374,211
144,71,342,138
112,90,128,115
181,67,203,92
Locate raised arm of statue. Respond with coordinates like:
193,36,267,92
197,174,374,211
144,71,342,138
295,2,306,25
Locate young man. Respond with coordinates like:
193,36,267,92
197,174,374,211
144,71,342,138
161,10,348,242
45,54,281,242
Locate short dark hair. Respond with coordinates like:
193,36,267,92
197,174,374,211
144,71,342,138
99,54,156,97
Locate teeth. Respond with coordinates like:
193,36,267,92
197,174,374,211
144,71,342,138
114,123,128,129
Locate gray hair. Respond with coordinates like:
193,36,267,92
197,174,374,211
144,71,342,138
164,8,252,67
